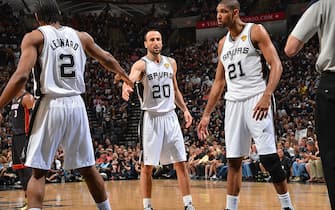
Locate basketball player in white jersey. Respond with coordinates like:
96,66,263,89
122,30,195,210
197,1,294,210
0,0,133,210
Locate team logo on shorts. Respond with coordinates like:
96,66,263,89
241,35,247,41
164,63,170,68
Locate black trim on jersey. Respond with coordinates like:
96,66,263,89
135,81,144,104
271,94,277,117
261,55,270,81
27,97,43,138
306,0,319,10
33,60,43,98
271,94,278,143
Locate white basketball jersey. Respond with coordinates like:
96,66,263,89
140,56,176,112
36,25,86,97
220,23,266,101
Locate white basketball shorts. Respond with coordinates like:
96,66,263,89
142,110,187,166
25,95,95,170
224,93,277,158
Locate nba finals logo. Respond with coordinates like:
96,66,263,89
164,63,170,69
241,35,247,41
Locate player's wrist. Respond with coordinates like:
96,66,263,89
183,109,190,113
203,111,211,118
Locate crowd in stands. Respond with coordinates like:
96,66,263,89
174,0,291,20
0,1,325,187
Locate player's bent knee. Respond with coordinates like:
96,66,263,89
259,153,286,183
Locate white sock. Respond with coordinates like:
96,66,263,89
183,194,193,206
97,199,111,210
226,194,239,210
143,198,152,208
29,209,41,210
278,192,294,209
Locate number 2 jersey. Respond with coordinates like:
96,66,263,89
140,56,176,113
220,23,266,101
35,25,86,97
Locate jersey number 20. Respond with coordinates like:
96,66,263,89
152,84,170,98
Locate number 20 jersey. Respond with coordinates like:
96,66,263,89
140,56,176,113
36,25,86,97
220,23,266,101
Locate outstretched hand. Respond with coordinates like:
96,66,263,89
197,115,210,140
115,74,134,88
122,83,134,101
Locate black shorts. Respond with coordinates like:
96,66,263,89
12,134,27,166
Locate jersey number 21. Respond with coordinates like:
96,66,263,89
228,61,245,80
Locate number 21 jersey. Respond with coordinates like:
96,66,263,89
220,23,266,101
36,25,86,97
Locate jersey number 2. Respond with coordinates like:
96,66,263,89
228,61,245,80
59,54,75,77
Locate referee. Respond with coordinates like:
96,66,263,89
285,1,335,209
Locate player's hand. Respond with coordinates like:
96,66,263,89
253,94,271,121
197,115,210,140
184,110,193,128
124,78,134,88
122,83,133,101
116,74,134,88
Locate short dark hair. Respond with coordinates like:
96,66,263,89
219,0,240,11
144,29,161,41
34,0,62,23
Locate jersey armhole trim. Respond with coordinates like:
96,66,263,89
139,57,147,83
37,27,47,60
219,36,228,64
248,23,257,51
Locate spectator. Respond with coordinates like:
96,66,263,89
277,148,292,182
305,139,324,183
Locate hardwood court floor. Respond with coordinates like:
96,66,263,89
0,180,330,210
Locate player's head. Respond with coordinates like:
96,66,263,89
144,29,162,55
217,0,240,27
34,0,62,25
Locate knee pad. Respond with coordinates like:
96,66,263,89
260,153,286,183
